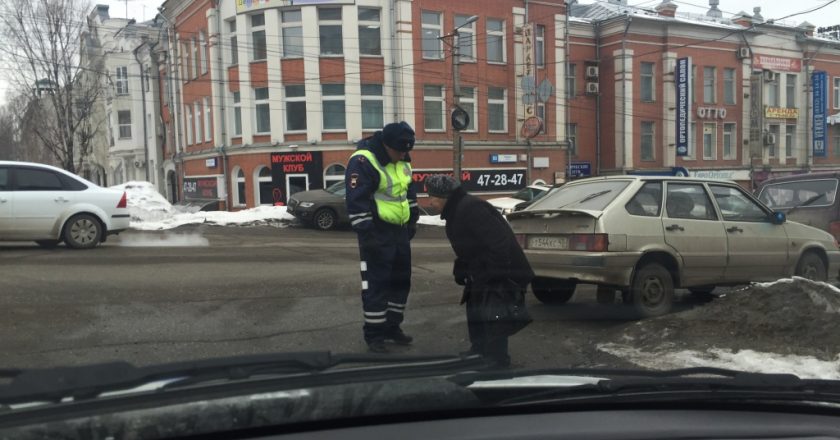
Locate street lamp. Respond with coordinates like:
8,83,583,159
442,15,478,182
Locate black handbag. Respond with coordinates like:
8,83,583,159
476,278,532,337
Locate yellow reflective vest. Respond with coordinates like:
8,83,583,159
351,149,412,225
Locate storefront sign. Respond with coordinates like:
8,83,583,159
813,71,828,157
205,158,217,168
490,154,518,164
270,152,324,204
749,73,764,157
752,55,802,72
765,107,799,119
522,23,535,117
675,57,691,156
183,176,221,200
413,169,527,194
689,169,751,180
569,162,592,178
696,107,727,119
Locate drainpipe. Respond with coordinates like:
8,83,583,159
389,0,399,121
621,16,632,171
213,0,230,209
595,21,602,175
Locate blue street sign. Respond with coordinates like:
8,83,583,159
568,162,592,178
813,71,828,158
675,57,691,157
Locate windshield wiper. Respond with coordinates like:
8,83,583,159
556,189,612,210
0,352,488,406
786,193,825,215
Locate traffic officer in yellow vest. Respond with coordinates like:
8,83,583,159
345,121,419,353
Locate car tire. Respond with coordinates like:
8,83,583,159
688,286,716,302
795,252,827,282
313,208,337,231
531,277,576,304
629,263,674,318
35,240,60,249
63,214,102,249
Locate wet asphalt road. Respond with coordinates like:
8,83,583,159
0,224,711,370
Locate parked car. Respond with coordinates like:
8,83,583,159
287,181,349,230
488,184,551,215
508,175,840,318
757,172,840,240
0,161,130,249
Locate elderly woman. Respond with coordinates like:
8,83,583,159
424,175,534,368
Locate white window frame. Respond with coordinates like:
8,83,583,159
487,86,507,133
254,87,271,134
284,85,307,133
117,110,131,139
723,122,736,159
203,97,211,142
567,63,576,99
785,124,795,158
322,84,346,131
536,24,545,68
318,7,343,56
199,31,207,74
115,66,129,95
768,79,780,107
228,20,238,65
685,122,696,159
768,124,780,158
421,11,443,60
723,68,736,105
641,62,655,102
233,167,246,207
703,66,715,104
251,13,267,61
703,122,716,160
192,37,199,79
181,42,190,83
361,84,384,130
358,7,382,57
194,101,202,144
185,106,193,145
281,9,303,58
537,102,546,134
232,91,242,136
455,15,476,62
255,166,273,206
324,163,346,188
423,85,446,132
486,18,506,64
460,86,477,132
834,77,840,109
786,74,796,108
641,121,655,161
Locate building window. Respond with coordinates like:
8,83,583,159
423,85,445,131
181,42,189,82
256,167,273,206
703,123,716,160
537,102,546,134
322,84,346,130
285,85,306,132
115,66,129,95
199,31,207,74
460,86,476,132
786,124,795,158
768,79,780,107
768,124,779,157
536,25,545,68
204,97,211,141
194,101,202,143
324,164,346,187
251,13,266,61
488,86,507,132
641,62,654,102
455,15,475,61
319,8,343,56
192,38,199,78
687,122,696,158
280,9,303,58
234,168,246,206
566,63,576,99
228,21,238,65
834,77,840,109
724,68,736,105
641,121,654,161
421,11,442,60
361,84,384,130
118,111,131,139
786,74,796,108
359,8,381,56
568,123,577,155
723,123,736,159
486,18,505,63
232,91,242,136
185,106,192,144
255,87,270,134
703,66,715,104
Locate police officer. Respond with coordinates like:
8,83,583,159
345,121,419,353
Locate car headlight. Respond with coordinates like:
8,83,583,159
502,208,514,215
298,202,315,208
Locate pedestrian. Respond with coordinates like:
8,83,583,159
425,174,534,368
345,121,419,353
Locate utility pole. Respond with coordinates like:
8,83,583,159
452,29,463,181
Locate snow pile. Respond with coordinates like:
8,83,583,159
130,206,296,231
602,277,840,378
110,181,174,224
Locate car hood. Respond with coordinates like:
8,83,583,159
290,189,340,203
784,220,838,245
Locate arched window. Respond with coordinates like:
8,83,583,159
255,166,273,205
324,163,346,188
232,167,246,206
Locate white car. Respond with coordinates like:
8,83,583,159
488,184,552,215
0,161,130,249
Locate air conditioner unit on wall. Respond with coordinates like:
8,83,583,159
737,47,750,59
585,66,599,78
765,132,777,146
764,70,777,82
586,82,600,94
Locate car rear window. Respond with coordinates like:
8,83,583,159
758,179,838,209
0,168,8,191
528,180,631,211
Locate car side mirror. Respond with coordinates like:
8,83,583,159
772,211,786,225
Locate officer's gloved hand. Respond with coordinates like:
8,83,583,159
408,224,417,240
453,261,469,286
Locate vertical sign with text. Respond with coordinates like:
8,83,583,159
522,23,535,118
813,71,828,158
675,57,691,156
749,73,764,157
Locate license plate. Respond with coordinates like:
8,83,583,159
528,236,568,250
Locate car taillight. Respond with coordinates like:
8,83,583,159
515,234,526,248
117,192,127,209
569,234,609,252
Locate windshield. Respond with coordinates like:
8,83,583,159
528,180,631,211
758,179,838,209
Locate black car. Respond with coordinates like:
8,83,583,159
286,181,348,230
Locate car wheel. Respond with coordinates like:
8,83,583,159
629,263,674,318
63,214,102,249
531,277,576,304
688,286,716,302
35,240,60,249
796,252,827,282
313,208,337,231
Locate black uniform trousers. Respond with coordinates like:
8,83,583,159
357,223,411,343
